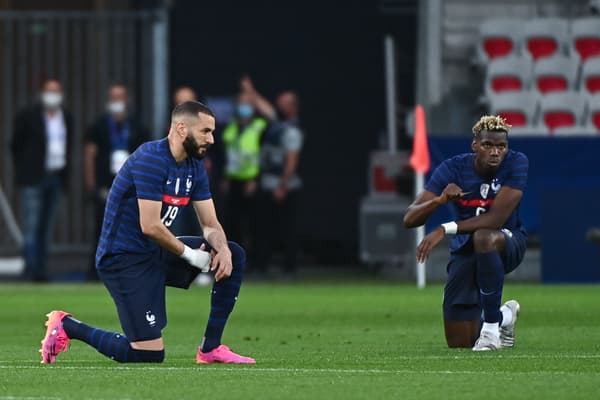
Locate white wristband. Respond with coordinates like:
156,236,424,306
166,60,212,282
180,245,211,272
441,221,458,235
181,244,195,260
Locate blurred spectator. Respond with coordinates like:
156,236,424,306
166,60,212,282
83,83,149,280
173,86,198,105
220,81,269,266
10,79,73,282
243,77,304,278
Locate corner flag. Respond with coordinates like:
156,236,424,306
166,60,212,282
409,105,430,174
410,105,430,289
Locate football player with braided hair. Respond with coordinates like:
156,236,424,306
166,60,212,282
404,115,528,351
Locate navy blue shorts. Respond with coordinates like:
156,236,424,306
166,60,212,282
98,236,210,342
443,229,527,321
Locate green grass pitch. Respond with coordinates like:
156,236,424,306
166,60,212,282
1,282,599,399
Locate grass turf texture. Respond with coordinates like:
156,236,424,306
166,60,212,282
1,282,599,399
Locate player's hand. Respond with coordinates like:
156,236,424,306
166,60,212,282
439,183,468,204
416,226,445,263
180,245,211,272
210,247,233,282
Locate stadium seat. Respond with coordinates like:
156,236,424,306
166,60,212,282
532,55,579,94
581,56,600,95
485,55,533,95
539,91,586,132
489,91,539,129
522,18,569,60
570,17,600,61
478,18,524,63
583,93,600,132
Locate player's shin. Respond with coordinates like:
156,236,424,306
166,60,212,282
476,251,504,336
62,317,164,363
201,241,245,352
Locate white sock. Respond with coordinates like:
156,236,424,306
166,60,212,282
500,305,513,328
481,322,499,337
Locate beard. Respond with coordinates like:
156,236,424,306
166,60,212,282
183,134,208,160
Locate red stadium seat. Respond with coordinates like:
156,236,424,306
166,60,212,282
575,38,600,61
489,91,538,129
483,38,514,59
533,55,579,94
500,111,528,127
485,56,532,95
539,92,586,133
593,112,600,130
537,77,568,93
571,18,600,61
522,18,568,61
581,56,600,95
477,18,524,63
491,76,522,92
585,94,600,132
543,112,575,131
586,77,600,93
527,38,558,60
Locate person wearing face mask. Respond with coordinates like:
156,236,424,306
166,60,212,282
10,79,73,282
240,77,304,279
219,84,269,270
84,83,149,280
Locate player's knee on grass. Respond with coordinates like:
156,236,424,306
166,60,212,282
444,320,480,348
127,348,165,363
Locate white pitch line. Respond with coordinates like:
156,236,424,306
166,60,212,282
0,397,61,400
2,353,600,364
0,365,597,376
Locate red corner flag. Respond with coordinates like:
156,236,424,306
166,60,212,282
409,104,430,174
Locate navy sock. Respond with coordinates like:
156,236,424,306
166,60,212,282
62,317,164,363
201,241,245,352
476,251,504,323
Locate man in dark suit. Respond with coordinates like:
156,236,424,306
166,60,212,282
10,79,73,282
83,83,149,279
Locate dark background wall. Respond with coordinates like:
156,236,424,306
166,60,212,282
170,0,417,263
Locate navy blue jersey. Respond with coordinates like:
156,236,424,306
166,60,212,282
425,150,528,253
96,138,211,269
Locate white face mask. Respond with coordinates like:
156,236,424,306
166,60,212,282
41,92,63,109
107,101,126,115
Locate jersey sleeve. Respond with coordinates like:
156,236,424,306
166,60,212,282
191,161,212,201
424,159,456,195
504,152,528,191
130,144,166,202
282,126,303,152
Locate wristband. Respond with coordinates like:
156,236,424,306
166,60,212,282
441,221,458,235
181,244,194,260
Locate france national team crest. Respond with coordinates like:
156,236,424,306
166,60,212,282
491,178,501,193
146,311,156,327
480,183,490,199
186,176,192,195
